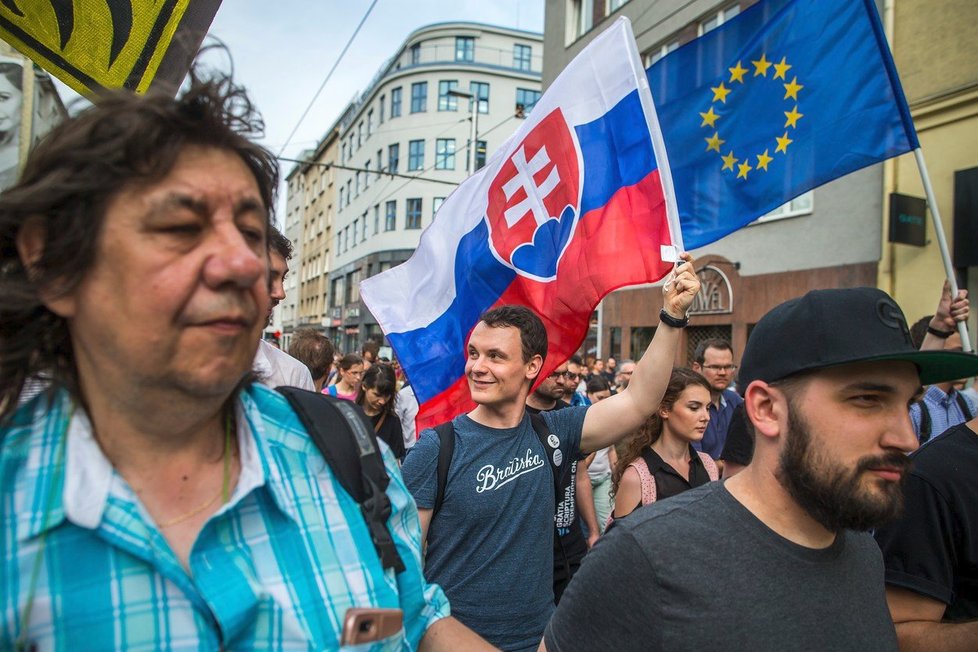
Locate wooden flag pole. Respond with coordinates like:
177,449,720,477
913,147,973,352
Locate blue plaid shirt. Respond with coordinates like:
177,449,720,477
910,385,976,442
1,384,448,650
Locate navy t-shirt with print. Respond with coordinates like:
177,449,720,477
402,407,586,652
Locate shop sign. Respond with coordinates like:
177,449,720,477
689,265,733,315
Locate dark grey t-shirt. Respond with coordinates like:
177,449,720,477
545,482,897,652
403,408,585,652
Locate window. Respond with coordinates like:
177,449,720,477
410,43,421,65
385,200,397,231
341,142,347,164
345,179,352,205
355,171,362,196
573,0,595,37
646,39,679,66
436,138,456,170
513,44,532,71
367,109,374,136
390,87,402,117
455,36,474,62
755,191,814,224
388,143,400,174
438,80,459,111
362,212,368,241
475,140,487,171
363,161,370,189
331,277,344,307
339,186,345,208
609,0,629,12
379,95,385,123
406,198,423,229
352,218,358,246
411,82,427,113
373,205,380,234
408,139,424,171
433,197,445,221
515,88,541,116
357,122,363,147
376,150,383,180
470,81,489,114
700,4,740,35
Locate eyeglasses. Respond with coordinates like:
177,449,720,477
549,371,579,381
702,364,738,372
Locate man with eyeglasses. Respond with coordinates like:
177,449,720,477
691,338,743,461
526,362,600,604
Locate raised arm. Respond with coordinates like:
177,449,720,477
581,254,700,453
920,280,968,351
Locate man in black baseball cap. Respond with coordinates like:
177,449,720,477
543,287,978,651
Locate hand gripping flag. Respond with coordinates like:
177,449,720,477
647,0,919,249
361,18,679,432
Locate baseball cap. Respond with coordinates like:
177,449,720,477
739,287,978,389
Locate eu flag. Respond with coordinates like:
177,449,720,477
647,0,918,250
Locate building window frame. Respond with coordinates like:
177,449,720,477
435,138,456,170
408,139,424,171
455,36,475,62
406,197,423,229
411,81,428,113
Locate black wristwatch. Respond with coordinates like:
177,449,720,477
659,309,689,329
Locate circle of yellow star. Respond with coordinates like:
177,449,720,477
737,160,753,179
773,57,792,80
751,54,771,77
705,132,725,152
728,61,748,84
721,151,738,171
700,106,720,128
775,132,793,153
711,82,731,103
784,105,804,128
756,149,774,171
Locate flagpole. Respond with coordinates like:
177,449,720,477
912,147,973,352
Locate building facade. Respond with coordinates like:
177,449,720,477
324,21,543,354
878,0,978,337
279,124,342,348
544,0,885,364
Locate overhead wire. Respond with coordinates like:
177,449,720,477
276,0,380,157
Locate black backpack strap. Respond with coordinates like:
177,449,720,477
916,399,932,443
528,412,573,586
432,421,456,519
276,386,405,573
955,392,974,421
528,412,562,507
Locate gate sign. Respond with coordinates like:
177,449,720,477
689,265,733,315
0,0,223,97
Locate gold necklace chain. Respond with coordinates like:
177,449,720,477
158,410,234,529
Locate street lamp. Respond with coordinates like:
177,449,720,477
447,89,479,174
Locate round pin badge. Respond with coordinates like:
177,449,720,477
553,449,563,466
547,434,560,449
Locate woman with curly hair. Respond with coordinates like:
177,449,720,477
610,368,719,521
356,363,405,461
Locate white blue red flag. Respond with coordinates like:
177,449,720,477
361,18,680,431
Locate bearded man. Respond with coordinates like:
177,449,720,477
542,288,978,651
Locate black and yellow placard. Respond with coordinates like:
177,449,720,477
0,0,222,97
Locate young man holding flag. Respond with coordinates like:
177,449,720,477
401,256,700,651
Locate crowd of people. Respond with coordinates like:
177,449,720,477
2,66,977,651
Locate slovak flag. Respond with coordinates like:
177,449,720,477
361,18,680,432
